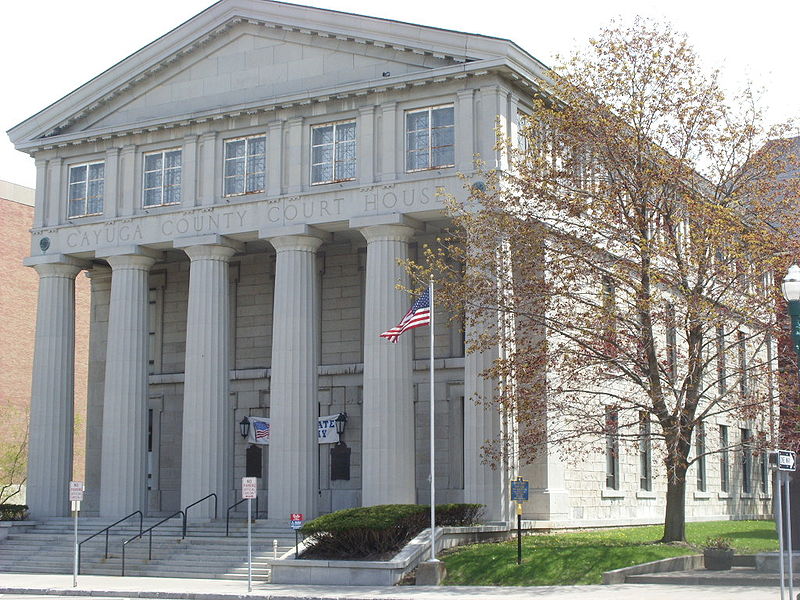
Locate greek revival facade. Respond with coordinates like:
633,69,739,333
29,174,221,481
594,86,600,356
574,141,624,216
9,0,770,526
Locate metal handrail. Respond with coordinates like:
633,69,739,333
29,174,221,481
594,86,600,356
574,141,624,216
121,510,184,576
183,492,217,537
225,495,259,536
77,510,143,574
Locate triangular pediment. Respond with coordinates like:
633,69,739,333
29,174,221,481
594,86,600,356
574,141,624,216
76,24,457,133
9,0,545,149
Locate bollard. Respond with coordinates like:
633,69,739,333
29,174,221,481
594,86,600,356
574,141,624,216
273,539,278,560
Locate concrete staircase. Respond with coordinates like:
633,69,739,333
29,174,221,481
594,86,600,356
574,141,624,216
0,517,298,580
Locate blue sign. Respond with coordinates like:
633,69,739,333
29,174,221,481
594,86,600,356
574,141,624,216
290,519,303,530
511,478,529,502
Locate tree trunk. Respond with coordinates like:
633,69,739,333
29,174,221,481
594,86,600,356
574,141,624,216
662,469,687,542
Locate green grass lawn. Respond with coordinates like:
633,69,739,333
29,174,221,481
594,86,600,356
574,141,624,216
441,520,778,586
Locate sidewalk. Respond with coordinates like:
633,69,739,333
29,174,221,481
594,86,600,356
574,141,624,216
0,572,786,600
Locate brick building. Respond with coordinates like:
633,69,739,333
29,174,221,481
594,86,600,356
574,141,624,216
0,180,90,502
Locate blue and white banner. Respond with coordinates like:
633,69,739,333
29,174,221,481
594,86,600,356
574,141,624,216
245,415,340,445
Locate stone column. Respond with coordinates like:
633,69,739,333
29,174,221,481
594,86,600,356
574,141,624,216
26,259,83,518
358,222,416,506
84,267,112,515
463,317,504,520
266,231,322,520
177,239,238,517
98,251,156,518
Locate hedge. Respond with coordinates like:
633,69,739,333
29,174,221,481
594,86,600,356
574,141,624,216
0,504,29,521
300,503,483,559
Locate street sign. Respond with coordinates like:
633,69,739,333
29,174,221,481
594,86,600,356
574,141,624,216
242,477,257,499
290,513,304,530
779,450,797,472
511,477,529,502
69,481,84,502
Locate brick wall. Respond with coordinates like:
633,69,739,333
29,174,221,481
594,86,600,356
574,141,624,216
0,187,90,498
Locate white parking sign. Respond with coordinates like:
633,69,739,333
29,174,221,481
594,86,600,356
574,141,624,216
242,477,257,499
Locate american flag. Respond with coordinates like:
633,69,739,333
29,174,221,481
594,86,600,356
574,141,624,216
380,287,431,343
253,421,270,440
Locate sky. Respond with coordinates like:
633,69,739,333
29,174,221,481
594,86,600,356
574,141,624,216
1,0,798,189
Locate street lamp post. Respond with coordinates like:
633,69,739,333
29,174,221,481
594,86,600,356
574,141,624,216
780,265,800,571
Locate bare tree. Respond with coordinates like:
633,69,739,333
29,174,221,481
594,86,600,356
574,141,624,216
415,19,800,542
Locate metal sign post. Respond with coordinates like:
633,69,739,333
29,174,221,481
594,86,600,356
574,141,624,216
510,477,529,566
290,513,304,559
69,481,84,588
242,477,257,592
772,450,796,600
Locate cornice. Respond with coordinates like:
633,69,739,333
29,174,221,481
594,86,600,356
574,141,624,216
8,0,550,151
16,59,543,154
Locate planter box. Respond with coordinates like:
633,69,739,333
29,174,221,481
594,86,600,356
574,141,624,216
704,548,734,570
270,524,509,586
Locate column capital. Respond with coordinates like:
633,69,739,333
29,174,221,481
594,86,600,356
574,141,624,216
182,243,237,262
270,234,324,254
32,262,83,279
174,234,244,256
357,224,416,245
24,253,90,272
350,213,422,234
96,245,162,261
105,253,157,271
260,224,330,251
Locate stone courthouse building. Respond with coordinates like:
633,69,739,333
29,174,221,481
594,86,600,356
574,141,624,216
9,0,772,526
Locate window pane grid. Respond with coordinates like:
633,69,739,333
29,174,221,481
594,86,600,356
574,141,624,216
311,122,356,184
67,162,104,218
224,136,266,196
406,106,454,172
143,150,182,207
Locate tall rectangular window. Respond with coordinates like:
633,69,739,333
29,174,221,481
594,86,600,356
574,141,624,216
601,276,617,355
737,330,748,397
639,411,652,491
68,161,104,217
223,135,266,196
716,326,727,396
406,105,454,172
666,303,677,382
719,425,729,492
311,121,356,184
143,149,182,207
741,428,752,494
695,423,706,492
759,441,769,494
605,407,620,490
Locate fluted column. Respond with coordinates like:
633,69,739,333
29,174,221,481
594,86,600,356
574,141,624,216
99,253,155,517
463,318,503,520
27,261,82,518
179,243,236,517
360,224,416,506
267,234,322,519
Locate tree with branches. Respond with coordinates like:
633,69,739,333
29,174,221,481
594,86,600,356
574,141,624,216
0,402,28,505
415,19,799,542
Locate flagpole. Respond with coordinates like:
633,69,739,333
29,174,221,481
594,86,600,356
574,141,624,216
429,276,436,561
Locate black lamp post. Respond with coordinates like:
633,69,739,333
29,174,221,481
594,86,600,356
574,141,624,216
330,412,350,481
334,412,348,442
783,265,800,358
781,265,800,549
239,416,251,440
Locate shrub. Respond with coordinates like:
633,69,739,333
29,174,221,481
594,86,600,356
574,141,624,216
300,503,483,559
703,536,734,550
0,504,29,521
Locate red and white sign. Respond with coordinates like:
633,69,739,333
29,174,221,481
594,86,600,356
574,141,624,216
242,477,257,499
290,513,303,522
69,481,84,502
